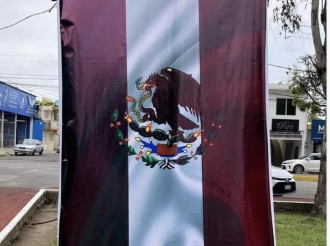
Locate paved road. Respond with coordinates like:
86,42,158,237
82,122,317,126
0,154,318,199
0,153,59,189
283,181,317,200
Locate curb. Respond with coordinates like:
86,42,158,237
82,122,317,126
274,200,314,213
0,189,58,246
293,174,318,182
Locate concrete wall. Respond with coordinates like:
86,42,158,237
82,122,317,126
268,84,309,157
38,106,59,151
305,129,313,154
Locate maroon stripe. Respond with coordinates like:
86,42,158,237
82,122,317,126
199,0,274,245
59,0,128,245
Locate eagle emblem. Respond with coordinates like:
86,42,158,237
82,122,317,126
111,68,222,169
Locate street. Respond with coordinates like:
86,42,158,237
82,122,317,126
284,181,317,200
0,153,59,189
0,153,317,199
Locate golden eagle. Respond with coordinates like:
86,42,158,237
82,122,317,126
139,67,205,136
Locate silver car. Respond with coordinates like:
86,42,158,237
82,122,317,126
14,139,44,156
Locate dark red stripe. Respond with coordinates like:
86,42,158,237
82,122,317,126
199,0,274,245
59,0,128,245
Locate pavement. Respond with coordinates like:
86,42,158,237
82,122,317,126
0,153,318,239
0,153,59,189
0,187,38,232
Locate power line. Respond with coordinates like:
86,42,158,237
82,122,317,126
0,73,58,77
0,3,57,31
268,64,305,72
0,76,58,81
0,78,56,99
0,54,57,57
268,64,292,70
0,78,58,89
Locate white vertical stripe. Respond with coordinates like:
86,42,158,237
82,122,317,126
126,1,204,245
56,1,63,245
265,5,277,245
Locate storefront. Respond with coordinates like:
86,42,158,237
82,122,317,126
0,82,37,148
311,119,325,153
270,119,306,166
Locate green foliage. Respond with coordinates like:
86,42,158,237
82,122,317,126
270,0,303,37
112,109,119,122
171,155,192,165
194,144,207,156
36,100,57,107
128,145,137,155
115,128,124,141
288,55,326,117
141,155,160,167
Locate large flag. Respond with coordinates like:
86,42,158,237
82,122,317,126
59,0,275,245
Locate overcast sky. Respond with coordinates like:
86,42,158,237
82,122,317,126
0,1,315,101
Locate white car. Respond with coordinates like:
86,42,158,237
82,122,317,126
272,166,296,196
14,139,44,156
281,153,321,174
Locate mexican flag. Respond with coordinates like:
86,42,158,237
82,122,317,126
58,0,275,245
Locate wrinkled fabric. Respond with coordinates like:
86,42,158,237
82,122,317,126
59,0,274,245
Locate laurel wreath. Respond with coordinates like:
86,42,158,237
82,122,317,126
111,109,222,169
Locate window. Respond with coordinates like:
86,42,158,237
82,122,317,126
44,111,50,120
49,134,54,142
286,99,296,115
313,155,321,160
276,98,296,116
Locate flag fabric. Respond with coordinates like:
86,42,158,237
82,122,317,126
59,0,275,245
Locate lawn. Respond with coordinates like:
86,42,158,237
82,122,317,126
50,213,325,246
276,213,326,246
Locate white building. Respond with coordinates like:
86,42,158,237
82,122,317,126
268,84,311,166
38,105,59,151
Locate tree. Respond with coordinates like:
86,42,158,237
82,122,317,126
271,0,327,216
36,100,58,107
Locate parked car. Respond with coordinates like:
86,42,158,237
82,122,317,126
272,166,296,196
14,139,44,156
281,153,321,174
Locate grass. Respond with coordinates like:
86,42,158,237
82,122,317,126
276,213,326,246
293,174,319,182
50,214,325,246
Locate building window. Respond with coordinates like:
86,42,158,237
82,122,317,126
276,98,296,116
49,134,54,142
44,111,51,120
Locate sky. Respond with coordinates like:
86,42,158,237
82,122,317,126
0,0,316,101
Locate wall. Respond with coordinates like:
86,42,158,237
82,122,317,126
43,130,57,151
38,106,59,151
268,84,308,157
305,129,313,154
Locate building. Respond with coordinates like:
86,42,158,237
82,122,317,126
0,81,37,148
269,84,309,166
310,119,325,153
38,105,59,151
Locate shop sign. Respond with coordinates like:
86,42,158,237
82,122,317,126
0,82,37,118
311,120,325,142
272,119,299,133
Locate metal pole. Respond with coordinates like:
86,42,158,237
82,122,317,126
14,114,17,146
1,111,4,148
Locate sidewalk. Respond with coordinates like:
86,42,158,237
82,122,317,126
274,196,314,203
0,188,38,232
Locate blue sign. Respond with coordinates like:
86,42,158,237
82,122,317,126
311,120,325,142
0,82,37,118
